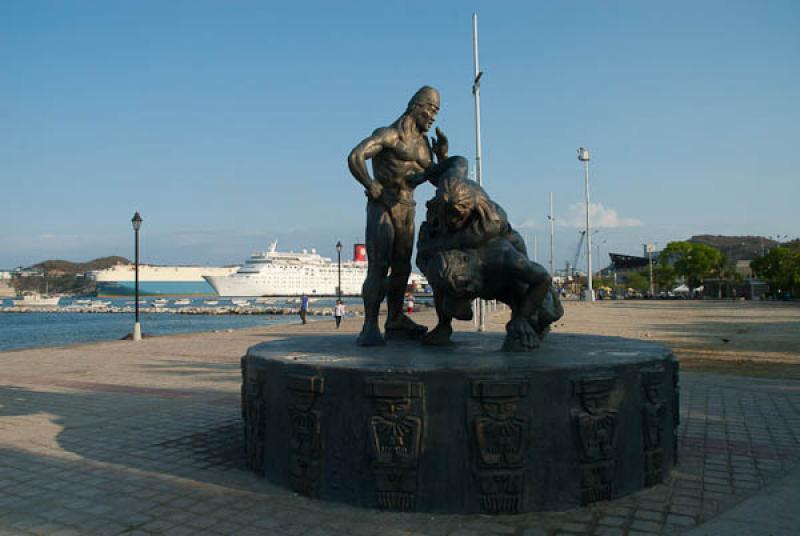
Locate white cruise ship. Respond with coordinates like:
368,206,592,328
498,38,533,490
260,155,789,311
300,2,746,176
204,242,368,297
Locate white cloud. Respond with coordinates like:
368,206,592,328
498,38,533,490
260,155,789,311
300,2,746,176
560,202,641,229
513,218,541,230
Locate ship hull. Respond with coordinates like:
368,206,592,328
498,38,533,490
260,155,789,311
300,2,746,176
204,274,365,297
96,281,217,297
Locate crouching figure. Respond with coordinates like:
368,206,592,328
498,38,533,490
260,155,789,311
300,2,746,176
416,156,563,351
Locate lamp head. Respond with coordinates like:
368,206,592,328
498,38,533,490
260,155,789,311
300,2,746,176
336,241,343,252
131,212,143,231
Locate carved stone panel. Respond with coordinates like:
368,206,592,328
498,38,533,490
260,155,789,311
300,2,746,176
288,374,325,497
242,365,266,473
572,376,618,505
365,379,424,511
641,366,666,487
470,379,529,514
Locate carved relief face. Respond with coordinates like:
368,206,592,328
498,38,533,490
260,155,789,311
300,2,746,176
480,398,519,422
644,385,661,404
581,393,610,416
375,397,411,420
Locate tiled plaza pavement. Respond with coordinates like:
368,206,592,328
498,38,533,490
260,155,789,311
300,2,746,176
2,306,800,536
2,370,799,535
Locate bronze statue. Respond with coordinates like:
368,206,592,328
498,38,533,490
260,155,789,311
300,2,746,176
416,156,563,351
348,86,449,346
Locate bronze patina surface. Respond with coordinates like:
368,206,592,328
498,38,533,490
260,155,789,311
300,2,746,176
348,86,449,346
417,156,563,351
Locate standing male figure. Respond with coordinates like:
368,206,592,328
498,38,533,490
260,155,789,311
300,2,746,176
348,86,448,346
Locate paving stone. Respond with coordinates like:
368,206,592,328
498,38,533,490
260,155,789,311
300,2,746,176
629,519,662,533
665,513,696,527
596,515,626,527
668,503,699,516
556,522,591,533
633,510,662,521
520,529,548,536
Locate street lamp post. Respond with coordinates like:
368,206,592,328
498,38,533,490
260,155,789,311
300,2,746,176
131,212,143,341
644,243,656,297
336,241,343,301
577,147,594,302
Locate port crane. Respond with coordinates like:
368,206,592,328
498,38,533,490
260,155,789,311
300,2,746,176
566,230,587,278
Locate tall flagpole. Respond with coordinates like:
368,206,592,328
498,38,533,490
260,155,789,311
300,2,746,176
472,12,486,332
548,192,555,276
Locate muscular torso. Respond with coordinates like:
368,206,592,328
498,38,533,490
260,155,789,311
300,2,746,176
372,123,433,202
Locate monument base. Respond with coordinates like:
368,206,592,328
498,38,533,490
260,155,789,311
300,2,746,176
242,332,678,514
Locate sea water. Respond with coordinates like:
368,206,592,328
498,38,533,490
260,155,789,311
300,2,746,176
0,296,362,352
0,312,300,352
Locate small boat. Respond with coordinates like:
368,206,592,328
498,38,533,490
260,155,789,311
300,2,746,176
88,300,112,308
12,292,61,307
231,298,250,306
174,299,191,306
204,300,219,306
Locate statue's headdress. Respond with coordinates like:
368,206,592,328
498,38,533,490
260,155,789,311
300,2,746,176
407,86,440,110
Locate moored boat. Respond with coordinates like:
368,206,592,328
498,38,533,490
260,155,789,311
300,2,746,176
12,292,61,307
90,264,238,297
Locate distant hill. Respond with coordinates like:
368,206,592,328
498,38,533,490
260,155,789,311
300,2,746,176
32,256,131,275
688,235,777,261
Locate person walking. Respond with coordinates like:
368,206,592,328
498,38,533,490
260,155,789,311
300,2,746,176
300,294,309,325
334,299,346,329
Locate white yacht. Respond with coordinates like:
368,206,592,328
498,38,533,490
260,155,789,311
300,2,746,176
204,241,368,297
12,292,61,307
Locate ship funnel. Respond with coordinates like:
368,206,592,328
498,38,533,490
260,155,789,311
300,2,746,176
354,243,367,262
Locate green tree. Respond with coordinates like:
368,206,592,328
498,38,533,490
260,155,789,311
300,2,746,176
659,241,724,288
625,271,650,293
751,246,800,296
653,263,676,291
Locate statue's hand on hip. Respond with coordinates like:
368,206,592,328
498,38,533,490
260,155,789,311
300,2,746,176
365,181,384,202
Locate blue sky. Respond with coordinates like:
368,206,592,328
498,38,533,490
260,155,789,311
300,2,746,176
2,1,798,269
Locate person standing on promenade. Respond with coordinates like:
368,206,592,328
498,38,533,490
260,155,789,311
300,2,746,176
348,86,448,346
334,299,346,329
405,293,415,315
300,294,309,325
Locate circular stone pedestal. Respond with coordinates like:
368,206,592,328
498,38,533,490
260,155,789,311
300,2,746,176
241,332,678,514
